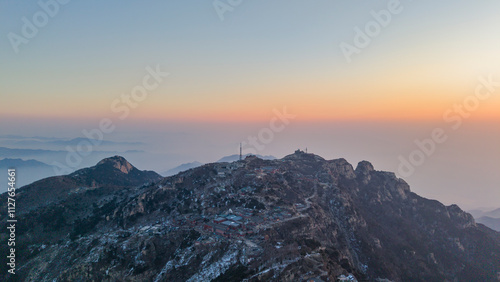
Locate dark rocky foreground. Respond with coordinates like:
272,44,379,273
1,151,499,281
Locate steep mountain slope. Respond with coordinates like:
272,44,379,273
469,208,500,219
1,151,499,281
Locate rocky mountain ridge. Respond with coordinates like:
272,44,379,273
1,151,499,281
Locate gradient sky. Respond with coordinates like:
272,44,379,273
1,1,499,209
2,0,500,121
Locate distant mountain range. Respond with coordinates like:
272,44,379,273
0,147,58,156
0,158,57,189
161,161,203,177
0,158,51,168
14,137,143,147
0,135,144,168
0,147,143,158
476,216,500,232
469,208,500,219
0,135,143,147
469,208,500,232
0,135,61,141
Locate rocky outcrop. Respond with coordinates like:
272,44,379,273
98,156,134,174
326,158,356,179
354,160,374,184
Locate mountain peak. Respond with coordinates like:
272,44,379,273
17,156,162,213
355,160,374,174
96,155,133,174
354,160,375,184
283,150,325,162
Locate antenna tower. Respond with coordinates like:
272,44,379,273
239,143,242,161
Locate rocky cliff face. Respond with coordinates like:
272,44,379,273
1,152,499,281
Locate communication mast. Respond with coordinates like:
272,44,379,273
239,143,242,161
